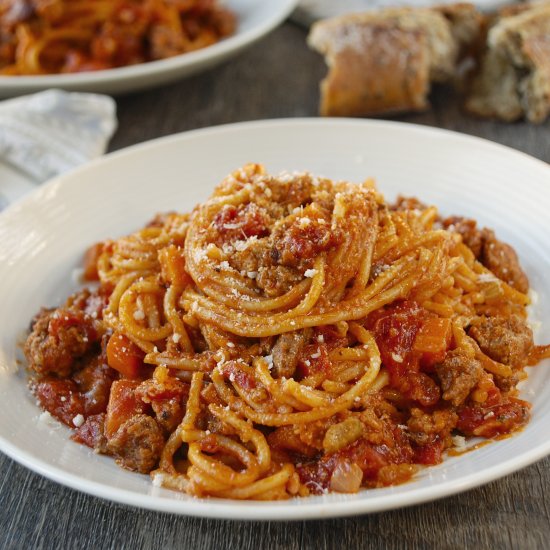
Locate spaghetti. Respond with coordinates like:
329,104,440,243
0,0,236,75
24,164,550,500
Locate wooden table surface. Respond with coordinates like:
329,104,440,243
1,21,549,550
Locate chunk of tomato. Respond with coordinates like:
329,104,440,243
105,379,145,438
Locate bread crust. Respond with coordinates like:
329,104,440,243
308,4,482,117
466,4,550,123
311,22,430,117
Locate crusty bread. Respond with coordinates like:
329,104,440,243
308,4,482,117
465,3,550,123
436,3,486,57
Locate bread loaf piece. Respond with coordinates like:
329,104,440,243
308,4,482,117
465,3,550,123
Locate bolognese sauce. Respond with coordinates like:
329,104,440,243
24,165,550,499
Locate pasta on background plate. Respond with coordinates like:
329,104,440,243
0,0,235,75
24,164,550,500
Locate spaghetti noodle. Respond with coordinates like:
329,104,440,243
24,164,550,500
0,0,235,75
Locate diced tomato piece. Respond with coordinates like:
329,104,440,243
221,361,256,390
73,356,117,415
71,413,106,449
213,203,269,241
485,383,502,407
366,300,425,375
32,379,85,427
366,301,450,404
104,379,145,438
135,376,190,402
314,326,347,350
276,218,339,263
414,439,444,465
457,398,530,438
296,343,330,379
106,332,145,378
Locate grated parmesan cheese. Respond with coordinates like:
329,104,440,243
222,243,234,255
72,414,85,428
151,472,165,487
233,236,258,252
263,355,274,370
133,309,145,321
304,269,318,278
478,273,498,283
216,352,227,368
452,435,467,449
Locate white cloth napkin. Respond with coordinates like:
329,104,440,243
0,89,117,208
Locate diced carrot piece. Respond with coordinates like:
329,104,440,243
83,242,103,281
158,245,192,287
106,332,145,378
414,317,452,369
413,317,452,354
105,379,144,438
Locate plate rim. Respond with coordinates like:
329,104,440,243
4,118,549,221
1,422,550,520
1,117,549,520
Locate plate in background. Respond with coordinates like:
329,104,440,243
293,0,512,25
0,118,549,520
0,0,298,98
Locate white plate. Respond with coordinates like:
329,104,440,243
0,119,549,520
0,0,298,98
0,162,37,209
